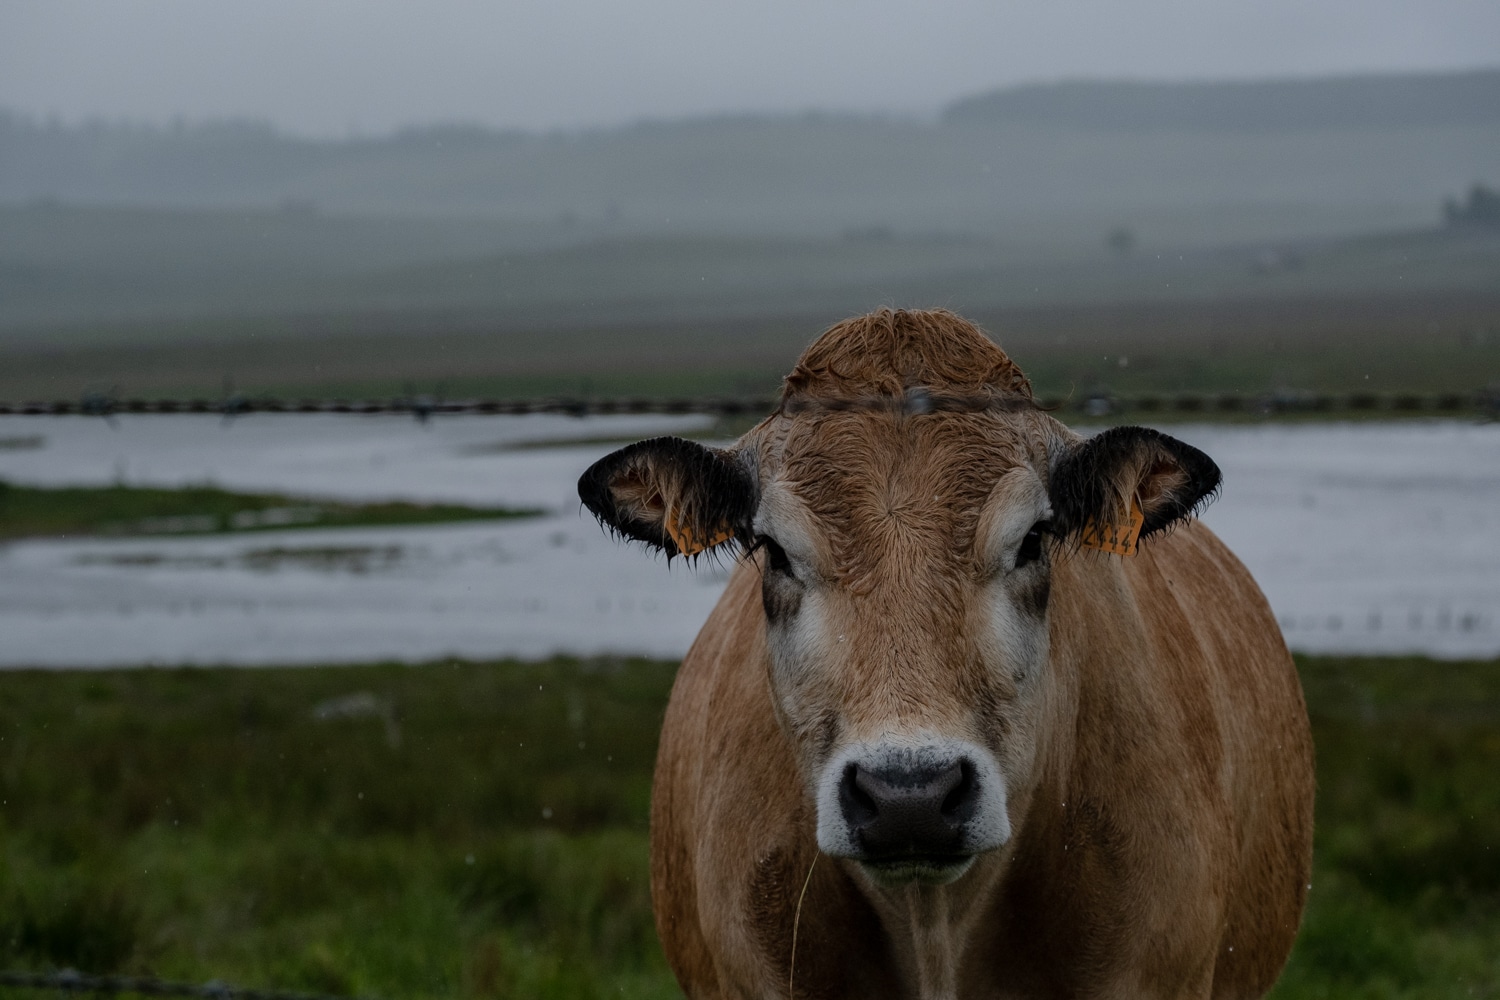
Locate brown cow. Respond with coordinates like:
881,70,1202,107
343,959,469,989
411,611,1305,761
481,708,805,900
579,309,1314,999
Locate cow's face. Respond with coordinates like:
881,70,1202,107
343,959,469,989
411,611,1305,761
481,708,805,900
745,407,1056,888
581,406,1217,889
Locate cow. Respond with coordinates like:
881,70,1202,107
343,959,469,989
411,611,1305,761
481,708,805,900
579,308,1314,999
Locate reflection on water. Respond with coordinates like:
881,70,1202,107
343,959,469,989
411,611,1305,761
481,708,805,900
0,415,1495,665
74,543,408,573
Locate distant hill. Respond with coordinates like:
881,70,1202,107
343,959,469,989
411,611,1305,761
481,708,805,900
1,69,1496,236
943,69,1500,131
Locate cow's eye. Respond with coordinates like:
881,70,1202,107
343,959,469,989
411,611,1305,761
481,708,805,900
758,536,794,576
1015,521,1050,569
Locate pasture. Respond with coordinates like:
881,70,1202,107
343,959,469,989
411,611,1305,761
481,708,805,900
0,654,1496,999
3,286,1499,408
2,202,1498,407
3,64,1496,1000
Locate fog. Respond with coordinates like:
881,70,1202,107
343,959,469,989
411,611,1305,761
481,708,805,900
3,0,1499,133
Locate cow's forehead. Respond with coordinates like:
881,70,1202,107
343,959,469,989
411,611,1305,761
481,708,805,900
744,408,1054,581
741,306,1066,571
767,406,1045,478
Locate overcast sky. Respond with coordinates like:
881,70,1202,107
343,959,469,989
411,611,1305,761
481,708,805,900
2,0,1497,135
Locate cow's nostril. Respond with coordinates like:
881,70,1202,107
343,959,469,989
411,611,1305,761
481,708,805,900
941,760,978,821
839,763,879,827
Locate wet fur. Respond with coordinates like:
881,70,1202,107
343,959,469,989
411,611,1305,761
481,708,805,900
580,309,1314,999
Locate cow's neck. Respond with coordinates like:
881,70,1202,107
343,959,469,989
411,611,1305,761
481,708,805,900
870,880,983,1000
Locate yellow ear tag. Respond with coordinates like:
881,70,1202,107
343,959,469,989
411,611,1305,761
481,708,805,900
1080,499,1145,557
664,510,735,556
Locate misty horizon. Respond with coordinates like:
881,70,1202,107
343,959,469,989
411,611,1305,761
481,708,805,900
4,64,1498,141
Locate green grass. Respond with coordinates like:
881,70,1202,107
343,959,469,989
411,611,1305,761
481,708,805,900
0,481,542,541
0,655,1496,998
1273,658,1500,999
0,658,675,999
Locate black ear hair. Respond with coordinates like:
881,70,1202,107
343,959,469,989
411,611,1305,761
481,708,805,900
578,436,757,557
1050,426,1221,543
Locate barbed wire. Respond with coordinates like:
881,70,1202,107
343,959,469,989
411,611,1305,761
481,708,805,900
1279,607,1493,636
0,389,1496,420
0,395,772,419
0,970,371,1000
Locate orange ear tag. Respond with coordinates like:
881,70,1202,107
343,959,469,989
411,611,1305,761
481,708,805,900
664,510,735,556
1080,499,1145,557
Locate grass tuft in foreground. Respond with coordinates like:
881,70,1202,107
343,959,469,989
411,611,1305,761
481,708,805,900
0,655,1496,998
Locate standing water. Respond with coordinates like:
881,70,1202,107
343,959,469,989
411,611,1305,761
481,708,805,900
0,415,1495,665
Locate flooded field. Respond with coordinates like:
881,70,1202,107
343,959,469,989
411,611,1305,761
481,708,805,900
0,414,1495,665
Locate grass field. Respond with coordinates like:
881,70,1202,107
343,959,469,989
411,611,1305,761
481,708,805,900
3,289,1499,407
0,655,1496,999
0,481,541,542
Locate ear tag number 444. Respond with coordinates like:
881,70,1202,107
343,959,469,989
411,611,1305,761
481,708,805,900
665,510,735,557
1081,499,1145,557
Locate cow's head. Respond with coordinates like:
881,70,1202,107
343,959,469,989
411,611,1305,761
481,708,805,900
580,310,1219,890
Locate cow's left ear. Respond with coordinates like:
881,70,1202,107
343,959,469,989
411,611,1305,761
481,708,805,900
1049,426,1221,549
578,436,756,558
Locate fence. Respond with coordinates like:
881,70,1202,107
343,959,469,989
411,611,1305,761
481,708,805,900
0,389,1497,419
0,971,367,1000
1280,608,1493,638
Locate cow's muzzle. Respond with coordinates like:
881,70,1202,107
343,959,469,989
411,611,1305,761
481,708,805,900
817,741,1010,886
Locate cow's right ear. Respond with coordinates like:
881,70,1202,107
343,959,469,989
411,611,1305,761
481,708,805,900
578,436,756,558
